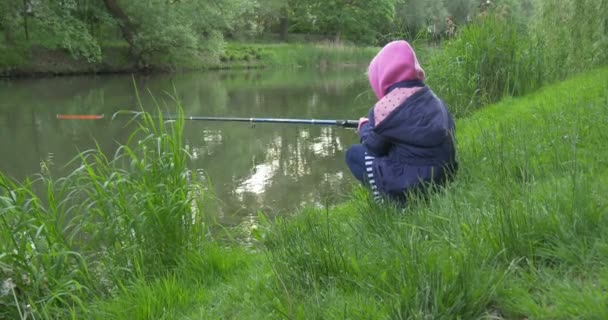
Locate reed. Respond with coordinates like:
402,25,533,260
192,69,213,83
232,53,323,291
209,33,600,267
426,0,607,117
0,96,210,318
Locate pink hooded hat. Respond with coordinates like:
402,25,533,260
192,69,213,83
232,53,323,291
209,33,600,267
368,40,425,100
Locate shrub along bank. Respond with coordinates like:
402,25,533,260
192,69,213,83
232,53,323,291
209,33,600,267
0,42,378,77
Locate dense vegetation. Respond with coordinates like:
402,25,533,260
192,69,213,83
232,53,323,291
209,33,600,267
426,0,608,115
0,0,547,72
0,0,485,58
1,0,607,318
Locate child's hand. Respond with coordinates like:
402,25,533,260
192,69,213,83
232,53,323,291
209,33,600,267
357,117,369,133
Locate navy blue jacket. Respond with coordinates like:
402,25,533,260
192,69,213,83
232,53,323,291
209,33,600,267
359,82,457,199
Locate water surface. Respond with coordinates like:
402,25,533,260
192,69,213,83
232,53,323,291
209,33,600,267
0,68,374,224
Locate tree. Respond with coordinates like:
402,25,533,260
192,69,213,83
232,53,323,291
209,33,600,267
103,0,254,67
243,0,310,41
394,0,448,40
101,0,136,47
443,0,478,24
0,1,19,44
27,1,103,62
306,0,398,44
254,0,290,40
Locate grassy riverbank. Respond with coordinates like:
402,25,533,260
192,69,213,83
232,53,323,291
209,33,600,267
0,41,377,77
2,66,606,319
102,67,608,320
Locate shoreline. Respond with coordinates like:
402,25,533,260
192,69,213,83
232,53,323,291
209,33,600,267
0,42,377,79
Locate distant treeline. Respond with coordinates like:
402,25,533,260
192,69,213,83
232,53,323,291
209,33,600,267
0,0,606,75
0,1,528,67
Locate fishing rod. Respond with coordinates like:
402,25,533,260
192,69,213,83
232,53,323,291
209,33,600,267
56,114,360,128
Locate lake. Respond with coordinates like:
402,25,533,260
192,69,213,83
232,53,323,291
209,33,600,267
0,68,375,225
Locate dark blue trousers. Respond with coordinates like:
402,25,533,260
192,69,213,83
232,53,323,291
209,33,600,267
346,144,382,201
345,144,368,184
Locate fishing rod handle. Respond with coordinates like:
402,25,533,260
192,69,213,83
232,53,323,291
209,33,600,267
338,120,359,128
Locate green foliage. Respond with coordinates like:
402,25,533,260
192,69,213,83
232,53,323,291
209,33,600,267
0,44,28,74
426,16,539,116
443,0,478,24
394,0,450,39
531,0,608,80
303,0,398,44
76,106,208,274
32,7,102,62
0,0,22,41
3,2,608,319
425,0,607,116
0,174,93,319
244,0,484,45
119,0,253,68
220,44,266,63
0,100,210,318
0,0,256,69
4,0,601,75
217,42,376,69
5,0,114,62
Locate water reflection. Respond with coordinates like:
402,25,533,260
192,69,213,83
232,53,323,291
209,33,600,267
0,68,374,224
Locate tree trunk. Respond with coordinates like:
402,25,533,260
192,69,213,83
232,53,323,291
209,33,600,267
22,0,29,41
0,19,14,44
279,8,288,42
3,28,14,44
102,0,136,48
279,17,288,41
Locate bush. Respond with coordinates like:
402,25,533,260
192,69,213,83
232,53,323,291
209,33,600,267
0,105,209,318
425,0,607,117
425,16,540,116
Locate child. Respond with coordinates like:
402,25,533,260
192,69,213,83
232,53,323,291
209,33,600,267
345,40,457,203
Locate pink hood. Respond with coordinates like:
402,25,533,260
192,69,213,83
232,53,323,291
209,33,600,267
368,41,425,99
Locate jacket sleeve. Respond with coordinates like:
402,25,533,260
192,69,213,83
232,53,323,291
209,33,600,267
358,121,372,142
363,130,391,156
358,108,391,156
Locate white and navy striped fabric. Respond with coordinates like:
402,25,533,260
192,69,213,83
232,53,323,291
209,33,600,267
365,153,381,202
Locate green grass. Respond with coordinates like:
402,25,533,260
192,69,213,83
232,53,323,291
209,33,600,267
0,100,211,318
426,16,539,116
251,67,608,319
1,56,606,320
217,42,378,69
426,1,607,117
14,66,599,320
0,42,135,76
0,43,29,75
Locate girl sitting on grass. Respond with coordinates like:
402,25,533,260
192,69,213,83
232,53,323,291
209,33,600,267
346,40,458,203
